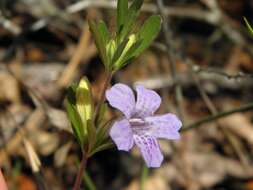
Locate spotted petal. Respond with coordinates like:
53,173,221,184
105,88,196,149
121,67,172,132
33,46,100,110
110,119,134,151
146,113,182,140
106,83,135,118
134,135,163,168
135,84,161,118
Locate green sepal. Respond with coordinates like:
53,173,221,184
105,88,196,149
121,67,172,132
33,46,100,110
64,98,85,148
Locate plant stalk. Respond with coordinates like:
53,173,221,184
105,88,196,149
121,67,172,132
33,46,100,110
72,152,88,190
94,72,113,124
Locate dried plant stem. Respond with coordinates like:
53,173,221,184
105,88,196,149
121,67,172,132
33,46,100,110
183,102,253,131
72,152,88,190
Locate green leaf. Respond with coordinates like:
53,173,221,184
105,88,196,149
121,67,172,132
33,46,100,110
64,99,85,147
119,0,144,42
98,21,110,45
244,17,253,36
89,142,114,156
134,15,161,56
117,0,128,34
88,20,109,69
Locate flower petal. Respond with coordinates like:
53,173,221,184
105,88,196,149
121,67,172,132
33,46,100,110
135,85,161,118
110,119,134,151
106,83,135,118
145,113,182,140
134,135,163,168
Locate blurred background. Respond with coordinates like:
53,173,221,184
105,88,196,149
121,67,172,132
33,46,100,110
1,0,253,189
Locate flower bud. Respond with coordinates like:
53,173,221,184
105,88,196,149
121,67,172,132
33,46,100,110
76,77,94,132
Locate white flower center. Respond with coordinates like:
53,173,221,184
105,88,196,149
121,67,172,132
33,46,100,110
129,118,150,135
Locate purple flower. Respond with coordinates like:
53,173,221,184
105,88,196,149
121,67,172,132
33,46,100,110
106,83,182,168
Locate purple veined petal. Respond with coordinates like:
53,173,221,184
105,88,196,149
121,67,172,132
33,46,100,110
110,119,134,151
134,135,163,168
106,83,135,119
135,84,161,118
145,113,182,140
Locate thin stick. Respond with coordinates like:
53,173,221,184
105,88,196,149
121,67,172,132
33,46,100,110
182,102,253,131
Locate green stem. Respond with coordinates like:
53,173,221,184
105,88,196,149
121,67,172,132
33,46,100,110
140,164,149,190
182,102,253,132
83,171,96,190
